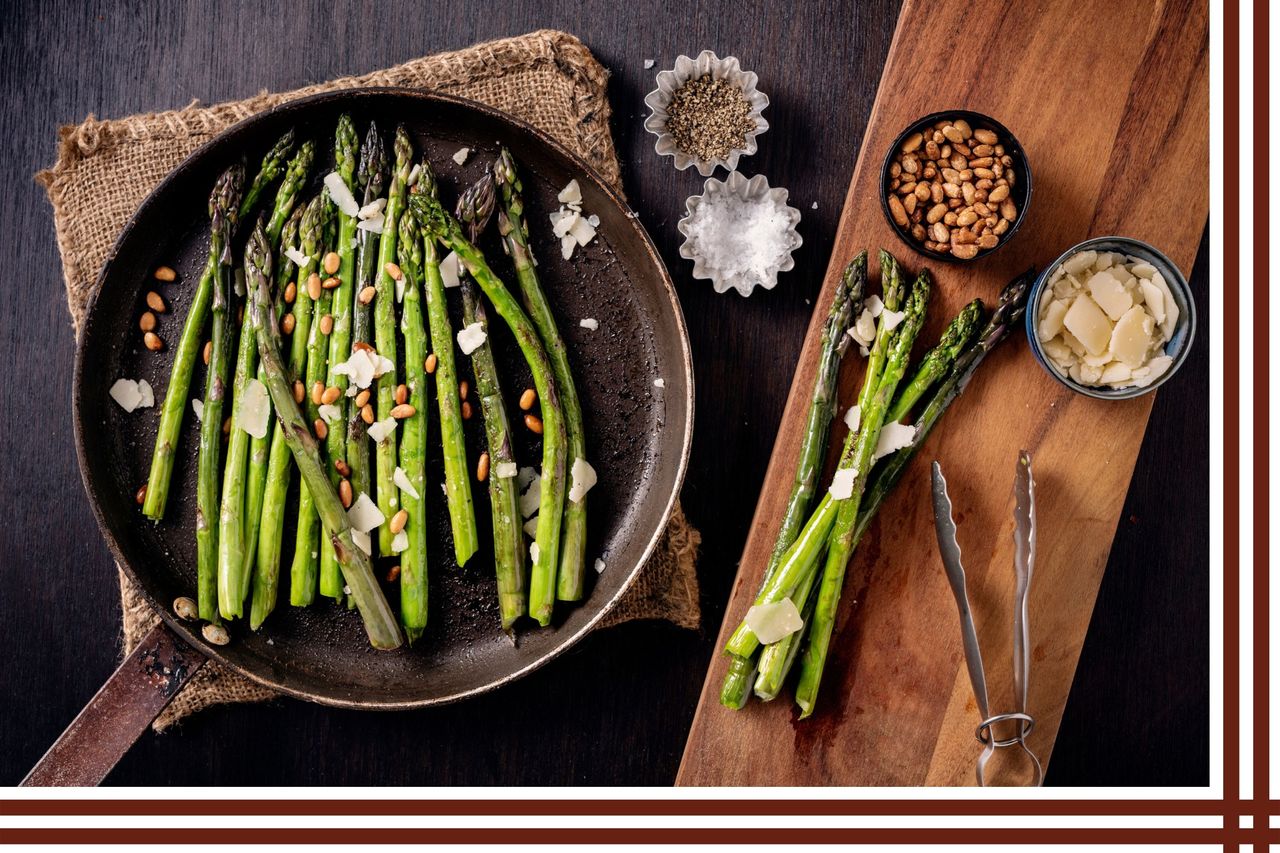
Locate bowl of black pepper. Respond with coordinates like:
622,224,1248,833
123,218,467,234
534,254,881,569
879,110,1032,263
644,50,769,176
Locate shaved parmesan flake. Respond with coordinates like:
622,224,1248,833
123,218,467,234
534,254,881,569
333,349,377,389
828,466,857,500
406,164,421,186
192,398,204,422
1109,305,1155,367
872,421,916,461
109,379,144,412
283,246,308,267
552,209,579,238
880,307,906,332
1139,278,1165,325
347,493,385,532
568,458,597,503
351,529,371,556
391,530,409,554
568,216,596,247
456,322,487,355
452,147,471,165
850,308,876,347
859,346,869,357
744,598,804,644
519,470,542,517
587,214,600,228
323,172,359,217
373,355,395,378
318,403,341,423
579,317,599,331
594,557,606,574
517,466,538,490
356,214,384,234
393,467,420,500
1062,294,1112,356
1087,270,1132,321
865,294,884,318
643,59,655,69
530,541,541,564
367,417,397,443
557,179,582,205
654,378,665,389
439,252,461,288
395,274,406,303
523,517,539,537
358,198,387,219
239,379,271,438
844,404,860,432
137,379,154,408
494,461,518,479
561,235,577,260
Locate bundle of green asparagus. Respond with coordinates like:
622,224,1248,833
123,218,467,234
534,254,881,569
720,251,1032,715
139,116,597,649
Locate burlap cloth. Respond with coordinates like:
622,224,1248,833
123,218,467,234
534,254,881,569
38,30,701,730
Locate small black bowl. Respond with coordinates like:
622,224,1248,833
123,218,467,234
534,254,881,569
879,109,1033,264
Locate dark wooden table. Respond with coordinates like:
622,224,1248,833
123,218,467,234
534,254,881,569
0,0,1207,786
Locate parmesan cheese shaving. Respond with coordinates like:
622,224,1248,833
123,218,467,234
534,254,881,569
239,379,271,438
439,252,461,288
351,529,371,556
452,147,471,165
357,198,387,219
393,467,420,500
456,322,487,355
191,398,204,422
523,517,539,537
519,470,542,518
323,172,359,217
872,421,916,461
864,294,884,318
109,379,144,412
391,530,409,554
356,215,385,234
744,599,804,644
529,541,541,565
594,558,607,574
137,380,154,408
367,417,397,443
579,318,599,331
880,307,906,332
568,458,597,503
654,378,665,389
346,493,385,533
557,179,582,204
283,246,308,267
494,461,518,479
828,467,857,500
332,348,377,389
318,403,342,423
844,404,860,432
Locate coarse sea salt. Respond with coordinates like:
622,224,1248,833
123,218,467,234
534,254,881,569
683,190,794,296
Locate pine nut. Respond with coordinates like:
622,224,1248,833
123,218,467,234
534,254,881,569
334,459,351,477
202,624,230,646
322,276,341,290
461,400,473,420
282,313,296,335
459,380,469,399
389,509,409,534
135,484,148,505
339,478,353,508
173,596,198,620
203,340,212,365
321,386,341,405
353,341,374,354
524,413,544,434
143,331,164,351
476,451,490,482
314,418,328,440
292,380,305,404
153,266,177,282
385,565,401,582
358,286,376,305
311,381,325,405
222,416,232,435
354,389,370,408
284,281,297,303
320,315,334,335
146,291,166,312
395,384,408,405
323,252,340,274
361,404,374,424
384,262,402,280
519,388,537,410
425,353,437,374
390,404,415,419
139,311,157,332
307,273,322,300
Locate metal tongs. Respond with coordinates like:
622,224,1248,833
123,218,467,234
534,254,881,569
931,450,1044,787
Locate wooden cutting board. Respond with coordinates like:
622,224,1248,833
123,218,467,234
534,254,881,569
677,0,1208,786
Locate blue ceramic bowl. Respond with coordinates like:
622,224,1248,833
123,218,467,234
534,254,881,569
1025,236,1196,400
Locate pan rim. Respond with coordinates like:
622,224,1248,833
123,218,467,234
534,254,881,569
72,86,695,710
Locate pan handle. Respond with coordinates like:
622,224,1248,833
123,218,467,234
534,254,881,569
21,621,206,786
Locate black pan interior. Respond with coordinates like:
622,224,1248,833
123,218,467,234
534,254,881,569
74,89,693,708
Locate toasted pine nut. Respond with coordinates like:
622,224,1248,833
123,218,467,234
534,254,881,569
153,265,177,282
203,340,212,365
282,313,296,335
311,381,325,405
339,478,353,508
358,286,376,305
320,314,334,335
334,458,351,477
524,413,544,434
360,404,374,425
389,509,409,534
322,276,341,290
353,341,374,354
284,281,297,303
354,389,371,408
173,596,198,620
222,416,232,435
461,401,473,420
385,262,402,280
390,403,415,419
321,385,341,405
139,311,157,332
135,484,148,505
519,388,537,410
459,380,469,399
476,452,490,482
292,380,305,404
146,291,166,313
313,418,328,440
202,623,230,646
394,384,408,405
323,252,340,274
143,331,164,351
385,564,401,582
425,353,437,374
307,273,323,300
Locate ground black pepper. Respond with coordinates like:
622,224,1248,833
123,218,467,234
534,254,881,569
665,76,755,162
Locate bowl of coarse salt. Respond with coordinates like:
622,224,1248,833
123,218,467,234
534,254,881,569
677,171,802,297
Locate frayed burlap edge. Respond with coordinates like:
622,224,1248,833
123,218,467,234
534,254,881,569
41,29,700,731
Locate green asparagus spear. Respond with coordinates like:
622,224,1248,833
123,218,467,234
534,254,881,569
411,191,568,626
720,253,864,709
395,207,430,641
415,162,479,566
248,228,403,651
264,141,315,245
239,130,296,221
194,165,245,622
372,126,411,552
493,149,589,603
320,115,360,599
795,270,932,717
458,173,526,630
885,299,983,423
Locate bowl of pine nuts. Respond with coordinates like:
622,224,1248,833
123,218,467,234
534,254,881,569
879,110,1032,263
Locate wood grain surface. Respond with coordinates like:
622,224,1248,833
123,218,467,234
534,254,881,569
677,0,1209,786
1,0,1207,786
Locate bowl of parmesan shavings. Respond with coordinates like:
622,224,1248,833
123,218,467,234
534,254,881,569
1027,236,1196,399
